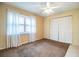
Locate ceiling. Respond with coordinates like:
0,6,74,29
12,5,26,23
4,2,79,17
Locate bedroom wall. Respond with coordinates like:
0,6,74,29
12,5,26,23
0,3,7,50
44,8,79,46
0,3,44,50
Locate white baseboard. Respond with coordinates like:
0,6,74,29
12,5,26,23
0,47,6,50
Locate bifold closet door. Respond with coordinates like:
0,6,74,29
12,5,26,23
59,16,72,43
65,16,72,43
50,19,59,41
58,17,66,43
50,16,72,43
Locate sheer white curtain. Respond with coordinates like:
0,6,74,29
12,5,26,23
25,16,36,42
7,10,36,48
7,11,21,48
29,16,36,42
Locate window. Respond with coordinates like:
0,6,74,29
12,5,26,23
7,11,36,35
25,16,36,33
18,15,25,34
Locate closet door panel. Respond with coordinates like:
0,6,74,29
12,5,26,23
64,17,72,43
59,16,72,43
59,18,66,42
50,19,58,41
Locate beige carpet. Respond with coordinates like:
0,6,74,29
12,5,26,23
0,39,69,57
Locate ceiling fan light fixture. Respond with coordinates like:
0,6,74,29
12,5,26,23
43,8,54,14
41,2,56,16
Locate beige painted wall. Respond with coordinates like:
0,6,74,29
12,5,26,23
44,8,79,46
20,34,29,45
44,17,51,39
0,3,44,49
0,4,8,49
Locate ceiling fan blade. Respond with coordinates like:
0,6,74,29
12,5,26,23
41,6,59,10
41,7,48,10
47,2,50,7
50,6,60,9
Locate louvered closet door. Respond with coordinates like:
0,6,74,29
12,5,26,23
64,16,72,43
59,16,72,43
50,16,72,43
50,19,59,41
58,17,66,43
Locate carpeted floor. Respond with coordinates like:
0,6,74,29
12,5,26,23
0,39,69,57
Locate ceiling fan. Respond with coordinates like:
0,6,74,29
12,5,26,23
41,2,60,16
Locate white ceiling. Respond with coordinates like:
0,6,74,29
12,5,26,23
4,2,79,17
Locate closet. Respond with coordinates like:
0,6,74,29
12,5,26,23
50,16,72,43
